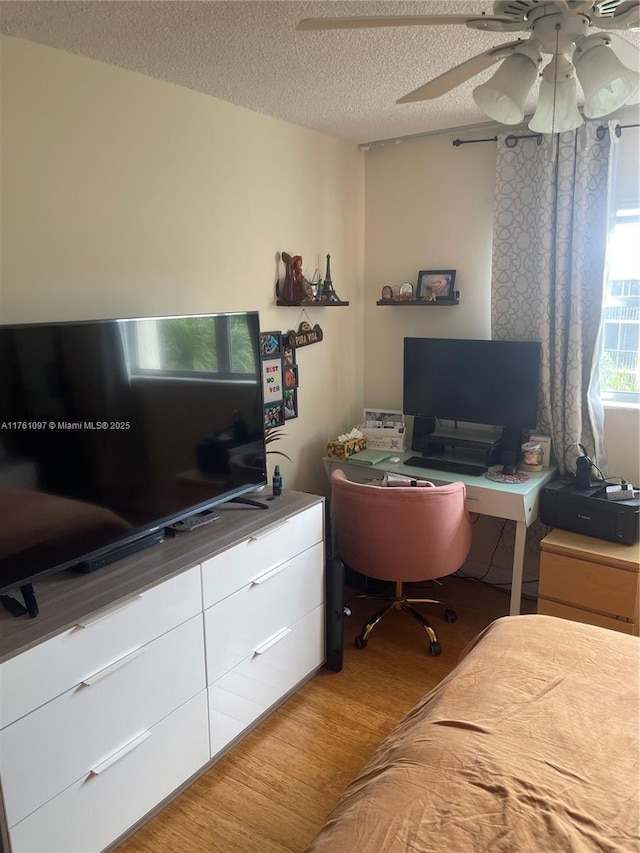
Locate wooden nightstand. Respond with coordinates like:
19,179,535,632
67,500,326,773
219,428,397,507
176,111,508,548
538,529,640,635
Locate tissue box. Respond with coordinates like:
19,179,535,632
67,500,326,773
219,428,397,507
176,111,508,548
326,436,366,460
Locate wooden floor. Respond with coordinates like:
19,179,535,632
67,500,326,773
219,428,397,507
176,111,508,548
117,578,535,853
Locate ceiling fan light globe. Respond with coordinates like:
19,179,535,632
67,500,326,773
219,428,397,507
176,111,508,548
576,44,640,117
472,52,538,124
528,76,584,134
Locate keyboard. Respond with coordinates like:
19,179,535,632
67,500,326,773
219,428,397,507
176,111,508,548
403,456,488,477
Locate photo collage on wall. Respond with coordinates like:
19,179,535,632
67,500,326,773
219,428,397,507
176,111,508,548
260,331,299,427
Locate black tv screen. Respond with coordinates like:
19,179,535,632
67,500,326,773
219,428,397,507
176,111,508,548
403,338,541,430
0,312,267,596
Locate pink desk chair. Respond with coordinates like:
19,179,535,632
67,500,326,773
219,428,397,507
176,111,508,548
330,469,473,655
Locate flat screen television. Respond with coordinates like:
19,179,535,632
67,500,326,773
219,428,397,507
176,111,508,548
0,312,268,610
403,338,541,430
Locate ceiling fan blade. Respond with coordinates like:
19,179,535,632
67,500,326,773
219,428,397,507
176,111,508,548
594,0,640,29
397,40,524,102
296,14,515,31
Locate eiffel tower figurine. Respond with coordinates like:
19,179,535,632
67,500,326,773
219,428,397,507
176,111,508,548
322,254,340,302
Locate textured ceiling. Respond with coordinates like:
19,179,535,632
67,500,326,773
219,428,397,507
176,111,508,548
1,0,639,144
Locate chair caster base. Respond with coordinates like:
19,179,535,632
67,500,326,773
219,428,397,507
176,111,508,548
429,641,442,656
444,608,457,623
355,635,368,649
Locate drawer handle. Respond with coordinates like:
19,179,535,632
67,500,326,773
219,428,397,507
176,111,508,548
465,495,480,502
90,730,152,775
248,520,289,542
250,562,291,585
252,626,291,656
81,647,145,687
76,595,143,628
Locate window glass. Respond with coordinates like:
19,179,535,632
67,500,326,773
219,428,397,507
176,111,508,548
601,206,640,403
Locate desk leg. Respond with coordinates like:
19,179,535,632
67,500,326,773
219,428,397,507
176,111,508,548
510,522,526,616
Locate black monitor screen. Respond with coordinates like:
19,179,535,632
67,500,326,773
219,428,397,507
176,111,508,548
0,312,267,593
403,338,541,430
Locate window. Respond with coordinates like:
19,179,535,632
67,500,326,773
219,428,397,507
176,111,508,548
600,207,640,404
127,314,258,380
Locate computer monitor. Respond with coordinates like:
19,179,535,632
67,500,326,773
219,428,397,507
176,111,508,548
403,338,541,430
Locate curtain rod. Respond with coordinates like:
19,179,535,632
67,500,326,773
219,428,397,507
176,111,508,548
452,123,639,147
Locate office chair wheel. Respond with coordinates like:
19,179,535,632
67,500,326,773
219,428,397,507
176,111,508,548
354,635,368,649
444,608,457,623
428,641,442,656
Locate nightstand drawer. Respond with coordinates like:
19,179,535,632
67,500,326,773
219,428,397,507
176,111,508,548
1,615,205,828
0,565,202,729
9,690,210,853
539,553,638,619
201,503,323,607
537,598,636,634
204,542,324,684
208,605,324,757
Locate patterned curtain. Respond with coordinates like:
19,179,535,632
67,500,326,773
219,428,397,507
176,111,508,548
491,122,616,473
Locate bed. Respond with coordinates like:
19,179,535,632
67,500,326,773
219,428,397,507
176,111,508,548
306,615,640,853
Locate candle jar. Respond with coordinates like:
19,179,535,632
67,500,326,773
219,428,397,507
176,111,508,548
520,441,543,472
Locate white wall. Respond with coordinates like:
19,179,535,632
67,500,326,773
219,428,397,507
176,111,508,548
0,36,366,498
363,131,496,410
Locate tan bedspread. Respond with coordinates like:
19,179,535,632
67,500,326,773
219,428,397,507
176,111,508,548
306,615,640,853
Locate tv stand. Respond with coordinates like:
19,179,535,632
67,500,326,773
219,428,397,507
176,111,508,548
0,583,38,619
229,496,269,509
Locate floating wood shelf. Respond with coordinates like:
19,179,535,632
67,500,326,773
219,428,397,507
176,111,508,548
376,299,459,306
276,300,349,307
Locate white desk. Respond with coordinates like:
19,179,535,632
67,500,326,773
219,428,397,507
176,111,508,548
323,453,558,616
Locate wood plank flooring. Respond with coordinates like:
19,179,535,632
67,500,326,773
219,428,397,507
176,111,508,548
116,578,535,853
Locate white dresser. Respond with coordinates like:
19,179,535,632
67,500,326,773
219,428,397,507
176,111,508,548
0,491,325,853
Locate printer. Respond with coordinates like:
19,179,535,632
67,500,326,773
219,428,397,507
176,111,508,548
539,478,639,545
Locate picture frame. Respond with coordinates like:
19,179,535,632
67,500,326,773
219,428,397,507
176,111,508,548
262,357,283,403
416,270,456,302
282,344,295,365
260,331,282,359
263,402,285,428
284,388,298,420
363,409,405,431
283,364,298,390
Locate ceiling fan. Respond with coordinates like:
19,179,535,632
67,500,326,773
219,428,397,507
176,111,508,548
297,1,640,133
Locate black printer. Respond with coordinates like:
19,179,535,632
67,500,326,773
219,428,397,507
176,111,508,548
540,478,640,545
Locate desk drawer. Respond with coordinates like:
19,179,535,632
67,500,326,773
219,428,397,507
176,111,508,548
0,565,202,729
9,690,210,853
204,542,323,684
537,598,636,634
539,553,638,619
202,503,323,608
209,605,324,757
1,615,205,828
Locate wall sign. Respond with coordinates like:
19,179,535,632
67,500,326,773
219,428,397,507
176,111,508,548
286,321,324,349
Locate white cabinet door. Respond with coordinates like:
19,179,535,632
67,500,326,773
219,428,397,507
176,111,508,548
1,615,205,827
0,565,202,729
9,691,210,853
201,504,323,607
209,605,324,757
204,541,324,684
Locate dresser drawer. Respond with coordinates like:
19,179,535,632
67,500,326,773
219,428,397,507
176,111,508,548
537,598,636,634
202,503,323,608
539,553,638,619
1,614,205,828
0,565,202,729
204,541,324,684
9,690,210,853
208,604,324,757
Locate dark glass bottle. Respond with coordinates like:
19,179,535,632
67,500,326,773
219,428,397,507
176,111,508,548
272,465,283,496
